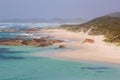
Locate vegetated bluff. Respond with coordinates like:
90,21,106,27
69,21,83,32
58,12,120,44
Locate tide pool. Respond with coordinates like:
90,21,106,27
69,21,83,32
0,45,120,80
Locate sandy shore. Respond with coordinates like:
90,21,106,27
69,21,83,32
40,29,120,64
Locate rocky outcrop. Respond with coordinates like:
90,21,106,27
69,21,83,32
0,37,64,47
0,40,22,45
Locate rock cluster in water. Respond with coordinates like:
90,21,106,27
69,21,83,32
0,37,64,47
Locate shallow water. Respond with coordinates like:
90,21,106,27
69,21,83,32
0,45,120,80
0,32,23,38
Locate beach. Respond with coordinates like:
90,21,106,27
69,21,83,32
40,29,120,64
0,24,120,80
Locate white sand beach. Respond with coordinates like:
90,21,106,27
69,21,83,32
39,29,120,64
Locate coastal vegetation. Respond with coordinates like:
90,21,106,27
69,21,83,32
57,13,120,45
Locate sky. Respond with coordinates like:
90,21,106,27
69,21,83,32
0,0,120,20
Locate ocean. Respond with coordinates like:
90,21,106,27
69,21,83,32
0,23,120,80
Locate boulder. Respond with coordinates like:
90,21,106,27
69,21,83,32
82,38,94,44
59,45,66,48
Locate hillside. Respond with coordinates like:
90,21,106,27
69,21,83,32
58,12,120,45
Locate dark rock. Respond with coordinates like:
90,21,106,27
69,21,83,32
21,40,28,45
0,37,64,47
59,45,66,48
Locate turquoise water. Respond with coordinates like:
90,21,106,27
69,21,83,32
0,32,25,38
0,23,60,29
0,45,120,80
0,24,120,80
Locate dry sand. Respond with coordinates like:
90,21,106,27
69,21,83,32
40,29,120,64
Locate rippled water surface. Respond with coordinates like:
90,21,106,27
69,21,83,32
0,45,120,80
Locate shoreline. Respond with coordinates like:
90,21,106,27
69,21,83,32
39,29,120,64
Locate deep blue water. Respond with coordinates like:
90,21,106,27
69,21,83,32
0,24,120,80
